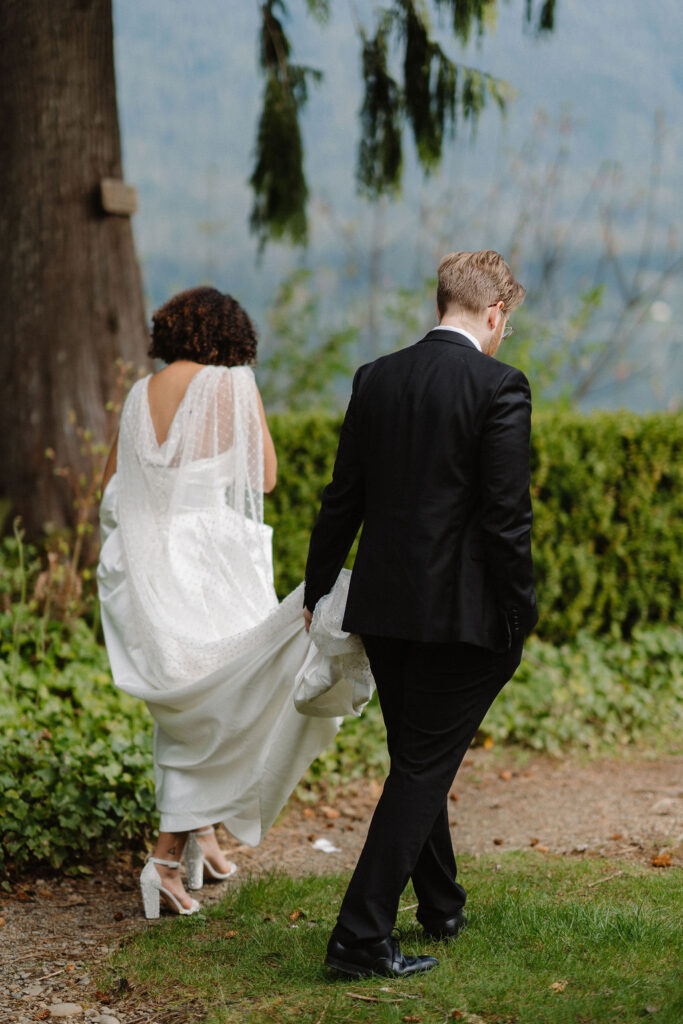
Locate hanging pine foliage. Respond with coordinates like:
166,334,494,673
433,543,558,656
402,3,456,170
433,0,497,46
526,0,557,34
250,0,559,245
250,1,321,249
358,1,513,195
357,18,404,197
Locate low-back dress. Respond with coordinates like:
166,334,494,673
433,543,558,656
97,365,369,842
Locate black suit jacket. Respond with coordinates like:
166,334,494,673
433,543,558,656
304,329,538,650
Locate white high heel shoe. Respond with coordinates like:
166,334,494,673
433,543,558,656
184,827,238,891
140,857,201,919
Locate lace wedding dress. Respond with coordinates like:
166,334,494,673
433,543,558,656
97,365,372,843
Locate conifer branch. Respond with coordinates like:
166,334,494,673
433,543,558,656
249,0,558,246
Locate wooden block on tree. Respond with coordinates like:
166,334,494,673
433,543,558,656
100,178,138,216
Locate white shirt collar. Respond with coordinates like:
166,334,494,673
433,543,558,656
431,323,482,353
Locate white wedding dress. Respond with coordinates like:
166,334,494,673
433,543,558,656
97,365,372,844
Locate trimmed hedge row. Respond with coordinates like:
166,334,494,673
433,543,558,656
265,410,683,643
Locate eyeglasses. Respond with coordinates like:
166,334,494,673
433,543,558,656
488,303,514,340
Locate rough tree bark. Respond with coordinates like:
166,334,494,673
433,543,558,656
0,0,148,536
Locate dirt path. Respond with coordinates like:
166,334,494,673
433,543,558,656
1,749,681,1024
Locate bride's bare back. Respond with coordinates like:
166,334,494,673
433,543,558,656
147,360,206,446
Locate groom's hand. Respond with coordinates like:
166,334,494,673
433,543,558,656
303,607,313,632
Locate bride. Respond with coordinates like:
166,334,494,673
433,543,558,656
97,287,369,918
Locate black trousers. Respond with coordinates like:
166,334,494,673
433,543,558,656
332,635,524,944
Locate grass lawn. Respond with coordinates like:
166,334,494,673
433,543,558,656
103,853,682,1024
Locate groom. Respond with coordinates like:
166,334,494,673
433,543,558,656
303,249,538,978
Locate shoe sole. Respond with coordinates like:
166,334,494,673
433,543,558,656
325,956,379,978
324,956,437,979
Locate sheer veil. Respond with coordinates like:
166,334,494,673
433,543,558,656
99,361,373,839
116,365,277,689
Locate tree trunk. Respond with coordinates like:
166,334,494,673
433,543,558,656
0,0,149,538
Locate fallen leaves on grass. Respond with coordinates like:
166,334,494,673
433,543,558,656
321,806,340,820
499,770,512,781
550,980,569,992
535,845,549,852
529,837,540,846
289,910,303,921
651,852,672,868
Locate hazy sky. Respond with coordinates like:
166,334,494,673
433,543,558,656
112,0,682,408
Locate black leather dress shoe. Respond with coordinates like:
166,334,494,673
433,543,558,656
325,934,438,978
418,908,467,941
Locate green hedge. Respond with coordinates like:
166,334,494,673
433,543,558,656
266,410,683,643
0,605,156,877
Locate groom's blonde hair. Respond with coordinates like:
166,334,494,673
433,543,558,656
437,250,525,317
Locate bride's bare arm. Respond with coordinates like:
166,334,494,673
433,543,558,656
255,388,277,492
101,429,119,493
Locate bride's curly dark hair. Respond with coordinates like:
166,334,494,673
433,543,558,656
149,287,258,366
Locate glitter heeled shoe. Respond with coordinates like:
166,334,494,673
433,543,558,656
139,856,201,919
184,827,238,891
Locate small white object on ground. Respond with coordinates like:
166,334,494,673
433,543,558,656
311,838,341,853
49,1004,84,1019
651,797,675,815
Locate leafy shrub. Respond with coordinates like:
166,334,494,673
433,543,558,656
266,410,683,642
484,625,683,754
0,535,155,877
